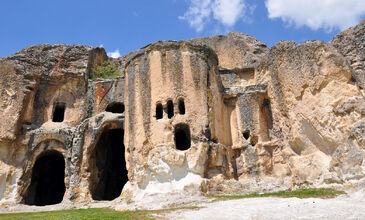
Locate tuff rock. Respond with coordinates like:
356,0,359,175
0,20,364,208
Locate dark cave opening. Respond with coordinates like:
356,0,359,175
156,103,163,119
52,103,65,122
174,124,191,151
91,129,128,201
24,151,66,206
242,130,250,140
105,102,125,114
167,100,174,119
178,98,185,115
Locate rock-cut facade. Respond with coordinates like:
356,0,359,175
0,20,364,207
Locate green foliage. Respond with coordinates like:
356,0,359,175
0,206,200,220
207,188,346,201
93,60,121,80
205,45,214,52
0,208,152,220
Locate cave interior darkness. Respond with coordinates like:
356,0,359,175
91,128,128,201
24,151,66,206
174,124,191,151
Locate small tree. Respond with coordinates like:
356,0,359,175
93,60,121,79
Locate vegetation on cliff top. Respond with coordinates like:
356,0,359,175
93,60,122,80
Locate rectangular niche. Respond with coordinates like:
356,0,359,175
52,102,66,122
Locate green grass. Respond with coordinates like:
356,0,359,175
0,188,344,219
0,208,147,220
0,206,201,220
207,188,346,201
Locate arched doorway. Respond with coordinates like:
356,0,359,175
174,123,191,151
90,128,128,201
24,150,66,206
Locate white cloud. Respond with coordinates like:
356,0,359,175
212,0,245,26
107,49,121,58
266,0,365,31
179,0,212,32
179,0,252,32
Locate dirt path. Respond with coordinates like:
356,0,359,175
2,191,364,220
162,192,365,220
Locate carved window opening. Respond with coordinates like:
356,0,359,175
156,103,163,119
174,124,191,151
90,129,128,201
242,130,250,140
105,102,125,114
167,100,174,119
178,98,185,115
52,102,65,122
24,150,66,206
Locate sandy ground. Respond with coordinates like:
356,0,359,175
1,191,365,220
162,191,365,220
0,200,115,214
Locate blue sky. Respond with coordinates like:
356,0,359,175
1,0,364,58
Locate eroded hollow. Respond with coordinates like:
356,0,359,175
174,124,191,151
90,129,128,201
52,102,65,122
105,102,125,113
260,98,273,141
24,151,66,206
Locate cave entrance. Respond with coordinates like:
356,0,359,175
91,129,128,201
24,151,66,206
105,102,125,113
174,124,191,151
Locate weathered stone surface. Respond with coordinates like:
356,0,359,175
0,21,364,209
254,39,365,189
188,32,269,69
330,19,365,89
0,44,106,204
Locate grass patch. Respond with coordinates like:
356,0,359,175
0,208,148,220
208,188,346,201
0,206,201,220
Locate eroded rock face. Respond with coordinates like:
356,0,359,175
330,20,365,89
255,40,365,188
0,20,364,208
0,44,107,204
188,32,269,69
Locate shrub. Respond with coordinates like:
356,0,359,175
93,60,121,79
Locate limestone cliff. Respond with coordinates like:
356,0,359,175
0,20,364,207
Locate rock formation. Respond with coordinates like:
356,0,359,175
0,20,364,207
